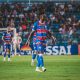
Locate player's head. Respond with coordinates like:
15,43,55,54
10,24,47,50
7,27,11,33
39,14,46,22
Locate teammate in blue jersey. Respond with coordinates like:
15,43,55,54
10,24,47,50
31,19,50,66
31,32,37,66
27,14,56,72
2,27,13,61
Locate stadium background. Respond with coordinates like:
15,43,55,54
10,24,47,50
0,1,80,80
0,0,80,55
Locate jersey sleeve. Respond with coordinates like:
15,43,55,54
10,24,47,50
3,32,5,36
2,32,6,41
10,32,13,37
45,25,48,32
32,22,37,31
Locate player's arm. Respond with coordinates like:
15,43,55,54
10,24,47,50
10,33,13,43
10,37,13,43
47,31,56,42
26,21,37,45
26,31,35,45
2,36,5,43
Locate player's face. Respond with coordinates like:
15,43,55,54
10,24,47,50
40,15,46,22
8,31,11,33
7,28,11,33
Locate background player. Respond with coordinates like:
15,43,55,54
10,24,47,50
2,27,13,61
12,33,22,56
31,32,37,66
26,14,56,72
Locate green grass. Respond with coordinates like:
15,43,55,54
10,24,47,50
0,55,80,80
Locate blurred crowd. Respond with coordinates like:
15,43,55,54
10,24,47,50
0,2,80,44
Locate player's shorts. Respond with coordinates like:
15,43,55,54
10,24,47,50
3,43,11,52
35,39,46,52
33,41,37,51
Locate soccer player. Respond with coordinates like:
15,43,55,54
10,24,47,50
31,32,37,66
26,14,56,72
2,27,13,61
17,34,22,56
12,33,22,56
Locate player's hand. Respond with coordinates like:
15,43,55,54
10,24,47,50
52,36,57,44
54,37,56,42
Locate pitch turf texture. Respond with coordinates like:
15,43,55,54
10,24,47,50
0,55,80,80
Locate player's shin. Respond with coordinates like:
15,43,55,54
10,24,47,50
8,51,11,61
39,54,44,67
39,53,46,72
31,51,37,66
32,53,36,60
32,53,36,61
35,55,42,72
3,52,6,61
36,55,40,67
8,55,10,61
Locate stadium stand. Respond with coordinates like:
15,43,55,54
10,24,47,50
0,0,80,46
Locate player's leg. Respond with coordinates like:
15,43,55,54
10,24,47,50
11,43,14,57
31,43,37,66
3,51,6,61
3,43,7,61
37,43,46,72
31,51,37,66
36,51,43,72
35,44,42,72
17,44,21,56
41,43,46,72
13,43,17,55
38,52,46,72
35,53,42,72
36,52,46,72
7,44,11,61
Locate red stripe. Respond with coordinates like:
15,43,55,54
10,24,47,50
33,38,36,41
37,36,46,40
4,36,11,38
37,29,47,33
5,41,11,44
34,32,36,36
36,42,41,44
34,34,36,36
36,42,46,46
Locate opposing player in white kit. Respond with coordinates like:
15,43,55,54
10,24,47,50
12,33,22,56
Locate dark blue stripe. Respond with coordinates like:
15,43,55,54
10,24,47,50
36,33,47,36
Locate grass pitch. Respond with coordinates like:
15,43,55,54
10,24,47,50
0,55,80,80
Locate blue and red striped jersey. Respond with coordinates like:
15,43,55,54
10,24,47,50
32,20,48,41
3,32,12,43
